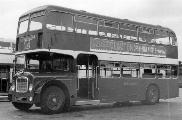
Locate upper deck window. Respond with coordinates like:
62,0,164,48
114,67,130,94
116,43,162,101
18,15,29,34
18,11,45,34
75,15,97,35
138,28,176,46
29,11,45,31
46,11,74,32
119,23,137,41
151,30,169,45
99,20,119,38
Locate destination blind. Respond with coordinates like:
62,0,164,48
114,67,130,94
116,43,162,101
90,37,166,57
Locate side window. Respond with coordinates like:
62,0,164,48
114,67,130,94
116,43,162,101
53,58,69,71
29,17,43,31
100,61,121,78
171,65,178,78
77,65,94,78
99,21,119,38
78,65,87,78
121,62,139,78
138,27,149,42
141,64,156,78
41,60,52,71
154,30,170,45
46,12,74,32
27,59,39,70
29,11,45,31
119,23,137,41
139,29,172,45
18,20,29,34
156,65,171,78
53,55,73,72
75,15,97,35
170,33,177,46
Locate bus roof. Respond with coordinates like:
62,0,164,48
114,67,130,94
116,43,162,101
20,5,175,35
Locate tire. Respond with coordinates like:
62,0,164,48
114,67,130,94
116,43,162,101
12,102,33,111
40,86,65,114
144,85,159,105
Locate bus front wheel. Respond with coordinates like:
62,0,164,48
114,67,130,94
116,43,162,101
12,102,33,111
40,86,65,114
144,85,159,105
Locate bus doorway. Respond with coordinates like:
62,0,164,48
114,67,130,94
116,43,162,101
0,66,10,93
77,54,98,100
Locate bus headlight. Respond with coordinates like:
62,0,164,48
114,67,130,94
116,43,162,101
29,96,33,102
10,84,15,91
29,84,33,92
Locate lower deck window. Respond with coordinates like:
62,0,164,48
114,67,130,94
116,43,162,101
141,64,156,78
100,61,120,78
99,61,178,79
171,65,178,78
156,65,171,78
122,62,139,78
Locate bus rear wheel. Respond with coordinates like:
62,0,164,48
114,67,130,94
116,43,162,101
40,86,65,114
144,85,159,105
12,102,33,111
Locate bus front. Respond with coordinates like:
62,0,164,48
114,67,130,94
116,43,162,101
8,7,77,114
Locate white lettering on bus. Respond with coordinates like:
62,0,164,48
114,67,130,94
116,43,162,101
90,37,166,57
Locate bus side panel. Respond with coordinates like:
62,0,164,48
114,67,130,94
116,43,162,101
131,78,179,100
98,78,179,103
98,78,126,102
138,78,179,100
156,79,179,99
98,78,153,102
54,77,77,105
122,78,146,101
44,31,91,52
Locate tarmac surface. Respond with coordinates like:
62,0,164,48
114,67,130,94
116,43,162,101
0,89,182,120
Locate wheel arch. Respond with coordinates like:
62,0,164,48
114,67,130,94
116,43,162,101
40,80,70,108
146,83,160,100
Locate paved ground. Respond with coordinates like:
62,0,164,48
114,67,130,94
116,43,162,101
1,89,182,120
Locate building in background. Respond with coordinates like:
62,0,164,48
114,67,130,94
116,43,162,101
0,38,15,94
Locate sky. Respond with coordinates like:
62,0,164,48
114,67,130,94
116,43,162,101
0,0,182,60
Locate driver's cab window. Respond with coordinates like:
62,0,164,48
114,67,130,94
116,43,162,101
41,60,52,71
27,59,39,70
52,54,73,72
53,58,69,71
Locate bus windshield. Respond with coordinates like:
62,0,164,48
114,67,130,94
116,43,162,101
15,54,26,72
18,11,45,35
29,16,44,32
18,16,29,34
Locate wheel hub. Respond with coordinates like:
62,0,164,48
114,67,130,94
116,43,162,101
52,97,57,103
149,88,157,102
47,94,62,110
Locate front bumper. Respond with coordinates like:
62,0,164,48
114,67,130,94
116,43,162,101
9,91,34,104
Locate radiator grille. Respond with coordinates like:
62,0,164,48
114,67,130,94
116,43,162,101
16,77,28,93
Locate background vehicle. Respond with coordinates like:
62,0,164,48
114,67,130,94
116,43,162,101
0,40,15,95
178,61,182,87
8,5,179,114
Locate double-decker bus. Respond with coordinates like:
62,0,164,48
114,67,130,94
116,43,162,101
8,5,179,114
